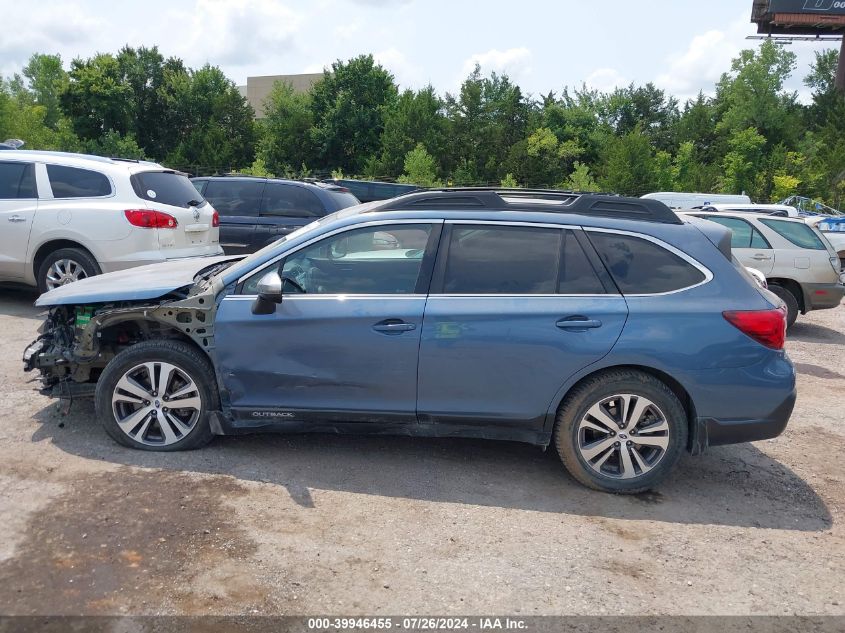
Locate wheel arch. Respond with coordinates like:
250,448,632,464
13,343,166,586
547,363,697,451
97,316,212,360
767,277,805,312
32,239,100,281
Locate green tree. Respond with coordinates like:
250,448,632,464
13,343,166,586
257,81,315,176
715,41,800,148
598,128,658,196
310,55,398,173
165,65,256,171
21,53,67,129
564,161,599,192
722,127,766,196
397,143,441,187
61,53,134,141
500,173,519,188
376,86,447,178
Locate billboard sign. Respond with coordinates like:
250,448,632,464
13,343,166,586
753,0,845,33
768,1,845,13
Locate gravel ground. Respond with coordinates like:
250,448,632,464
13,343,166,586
0,287,843,616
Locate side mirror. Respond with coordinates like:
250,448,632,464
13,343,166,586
252,270,283,315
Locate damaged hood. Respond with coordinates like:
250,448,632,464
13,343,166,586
35,255,242,307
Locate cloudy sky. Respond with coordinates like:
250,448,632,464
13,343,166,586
0,0,839,103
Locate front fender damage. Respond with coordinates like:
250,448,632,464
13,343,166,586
24,291,217,399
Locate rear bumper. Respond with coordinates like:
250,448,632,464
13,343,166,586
100,247,224,273
802,281,844,312
696,387,796,449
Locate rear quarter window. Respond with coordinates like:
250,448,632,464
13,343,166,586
588,232,707,295
759,219,826,250
47,165,111,198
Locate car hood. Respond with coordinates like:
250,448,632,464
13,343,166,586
35,256,242,307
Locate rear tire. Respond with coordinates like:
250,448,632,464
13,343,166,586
768,283,799,329
95,340,217,451
37,247,100,294
553,369,688,494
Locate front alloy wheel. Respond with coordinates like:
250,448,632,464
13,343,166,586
111,361,203,447
577,394,670,480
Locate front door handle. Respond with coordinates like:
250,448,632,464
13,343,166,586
556,317,603,330
751,254,772,261
372,319,417,335
7,215,26,223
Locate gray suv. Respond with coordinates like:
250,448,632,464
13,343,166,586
191,176,360,254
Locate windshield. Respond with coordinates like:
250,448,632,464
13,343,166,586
132,171,207,208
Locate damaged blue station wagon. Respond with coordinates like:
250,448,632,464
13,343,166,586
24,189,796,493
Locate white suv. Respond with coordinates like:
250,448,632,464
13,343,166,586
682,211,844,327
0,151,222,293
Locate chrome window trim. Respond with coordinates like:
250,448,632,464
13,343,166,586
584,227,713,297
234,218,444,288
44,162,116,200
224,294,429,301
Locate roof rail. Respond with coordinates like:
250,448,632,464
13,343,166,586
370,188,682,224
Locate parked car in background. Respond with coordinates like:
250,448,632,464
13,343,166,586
681,210,844,327
641,192,751,209
323,178,420,203
805,215,845,269
25,189,795,494
700,203,800,217
192,176,360,254
0,151,221,293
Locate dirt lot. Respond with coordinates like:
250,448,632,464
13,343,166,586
0,287,843,617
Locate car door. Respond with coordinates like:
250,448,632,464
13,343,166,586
203,179,264,254
697,215,774,275
416,222,629,436
215,221,442,426
0,161,38,280
257,183,326,249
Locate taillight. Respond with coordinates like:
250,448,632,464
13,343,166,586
723,308,786,350
124,209,178,229
212,210,220,228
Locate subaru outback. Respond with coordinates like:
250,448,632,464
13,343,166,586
23,189,796,493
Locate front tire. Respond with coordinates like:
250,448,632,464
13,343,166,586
95,340,217,451
553,369,688,494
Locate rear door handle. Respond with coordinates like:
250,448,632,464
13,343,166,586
556,317,603,330
7,215,26,223
372,320,417,334
751,254,772,261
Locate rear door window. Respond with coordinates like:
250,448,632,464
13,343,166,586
261,183,325,218
47,165,111,198
700,216,770,249
325,189,361,210
132,171,206,208
588,231,706,295
759,219,826,250
559,231,606,294
0,162,36,199
441,225,562,295
203,180,264,217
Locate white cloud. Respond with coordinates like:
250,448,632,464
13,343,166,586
169,0,303,67
654,13,750,102
584,68,629,92
461,47,533,83
374,47,422,88
0,1,102,76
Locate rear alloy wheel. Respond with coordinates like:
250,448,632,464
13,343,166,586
554,370,687,493
576,395,670,480
95,340,216,451
37,247,100,294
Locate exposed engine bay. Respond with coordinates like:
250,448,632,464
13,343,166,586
23,276,222,400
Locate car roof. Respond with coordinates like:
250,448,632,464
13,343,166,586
1,150,166,175
678,210,806,224
705,204,796,211
192,175,352,193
